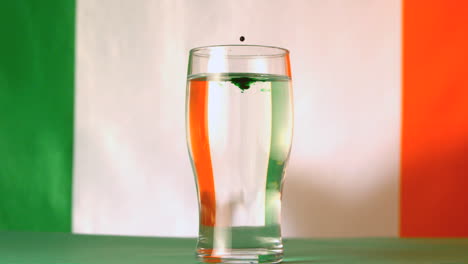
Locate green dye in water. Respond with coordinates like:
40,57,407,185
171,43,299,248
230,77,263,92
187,73,287,93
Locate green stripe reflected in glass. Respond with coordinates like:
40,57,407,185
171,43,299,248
265,79,293,226
0,1,75,231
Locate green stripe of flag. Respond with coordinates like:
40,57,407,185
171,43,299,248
0,0,75,231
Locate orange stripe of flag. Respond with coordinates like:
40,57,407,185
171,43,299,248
401,0,468,237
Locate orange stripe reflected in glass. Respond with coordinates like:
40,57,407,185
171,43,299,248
189,80,216,226
285,54,292,77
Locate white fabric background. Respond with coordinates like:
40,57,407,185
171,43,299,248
74,0,401,237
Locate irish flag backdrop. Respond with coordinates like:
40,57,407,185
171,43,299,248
0,0,467,237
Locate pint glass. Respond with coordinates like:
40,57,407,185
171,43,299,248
186,45,293,263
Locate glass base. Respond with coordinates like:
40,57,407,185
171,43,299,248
197,248,283,264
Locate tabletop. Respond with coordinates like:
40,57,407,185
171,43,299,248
0,231,467,264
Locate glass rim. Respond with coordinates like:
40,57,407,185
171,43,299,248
190,44,290,58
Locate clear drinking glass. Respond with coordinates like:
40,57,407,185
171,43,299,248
186,45,293,263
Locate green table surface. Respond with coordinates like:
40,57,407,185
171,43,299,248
0,232,467,264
